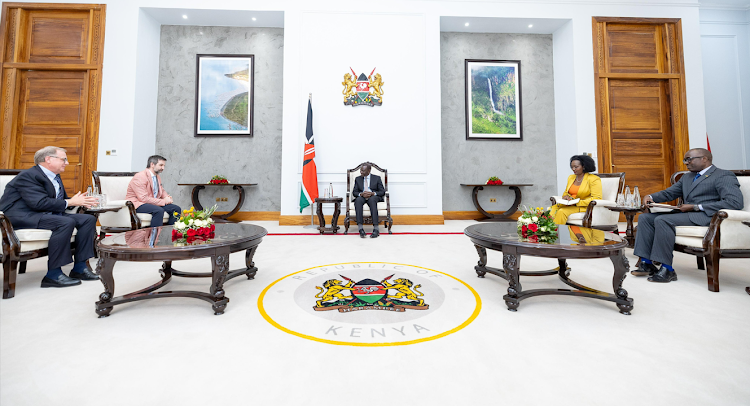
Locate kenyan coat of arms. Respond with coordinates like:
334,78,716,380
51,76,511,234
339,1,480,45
342,67,384,107
314,274,428,312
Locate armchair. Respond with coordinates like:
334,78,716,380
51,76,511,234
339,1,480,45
344,162,393,234
1,169,79,299
550,172,624,232
92,171,170,240
666,170,750,292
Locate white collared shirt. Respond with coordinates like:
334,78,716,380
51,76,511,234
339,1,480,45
359,174,372,197
39,165,67,207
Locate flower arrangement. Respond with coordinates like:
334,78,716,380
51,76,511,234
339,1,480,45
486,176,503,186
517,206,558,243
172,205,217,242
209,175,229,185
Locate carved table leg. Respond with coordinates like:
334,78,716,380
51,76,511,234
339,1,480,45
474,245,488,278
95,256,117,318
245,245,259,279
216,185,245,221
159,261,172,278
191,185,206,211
624,212,636,248
557,258,570,277
210,249,231,315
502,249,521,311
331,201,341,234
471,186,523,221
610,250,633,315
316,200,326,234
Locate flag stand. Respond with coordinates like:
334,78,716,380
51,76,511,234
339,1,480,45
303,92,318,230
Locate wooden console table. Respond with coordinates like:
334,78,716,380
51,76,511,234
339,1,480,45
178,183,257,222
460,183,533,222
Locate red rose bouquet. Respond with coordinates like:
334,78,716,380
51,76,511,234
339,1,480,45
486,176,503,186
517,206,558,243
172,205,217,245
209,175,229,185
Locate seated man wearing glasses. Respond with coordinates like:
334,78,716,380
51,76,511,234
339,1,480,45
0,146,100,288
632,148,743,283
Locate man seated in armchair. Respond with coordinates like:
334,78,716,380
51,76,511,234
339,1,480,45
632,148,744,283
352,163,386,238
125,155,181,228
0,146,100,288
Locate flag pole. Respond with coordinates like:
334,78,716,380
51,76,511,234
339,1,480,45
304,92,317,229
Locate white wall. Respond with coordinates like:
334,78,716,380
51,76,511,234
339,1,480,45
10,0,711,214
700,8,750,169
129,9,161,170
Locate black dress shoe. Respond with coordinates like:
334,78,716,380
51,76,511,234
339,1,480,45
69,266,99,281
41,274,82,288
648,266,678,283
371,229,380,238
359,229,366,238
631,262,659,276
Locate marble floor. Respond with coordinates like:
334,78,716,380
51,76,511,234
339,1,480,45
1,221,748,405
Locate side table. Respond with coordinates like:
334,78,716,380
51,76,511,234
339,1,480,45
83,206,123,256
178,183,257,223
606,206,646,248
315,197,343,234
460,183,534,222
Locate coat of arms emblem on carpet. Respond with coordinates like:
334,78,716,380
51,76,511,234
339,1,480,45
314,274,428,312
342,68,384,107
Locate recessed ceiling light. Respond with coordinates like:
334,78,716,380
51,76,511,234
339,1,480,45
252,17,257,21
465,22,469,27
528,24,533,28
182,15,188,19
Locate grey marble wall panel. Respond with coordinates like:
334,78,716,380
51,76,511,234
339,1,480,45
441,32,558,212
155,26,283,212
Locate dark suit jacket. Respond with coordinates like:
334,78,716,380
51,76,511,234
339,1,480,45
351,174,385,202
651,166,744,226
0,165,69,229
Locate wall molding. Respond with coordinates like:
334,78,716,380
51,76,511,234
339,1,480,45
218,210,522,224
699,21,750,25
443,210,521,220
279,214,445,226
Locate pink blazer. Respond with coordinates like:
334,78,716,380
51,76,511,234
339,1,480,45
125,169,169,208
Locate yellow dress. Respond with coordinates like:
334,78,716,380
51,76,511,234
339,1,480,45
549,173,603,225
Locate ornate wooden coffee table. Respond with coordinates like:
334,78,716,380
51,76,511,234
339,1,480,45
465,223,633,314
95,223,267,317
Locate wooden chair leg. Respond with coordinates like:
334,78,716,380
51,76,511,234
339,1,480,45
704,249,721,292
18,261,26,274
388,217,393,234
344,216,350,235
3,259,19,299
696,256,705,270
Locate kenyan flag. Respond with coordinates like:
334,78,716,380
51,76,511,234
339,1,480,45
351,279,386,304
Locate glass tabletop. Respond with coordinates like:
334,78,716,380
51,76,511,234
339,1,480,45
100,223,267,250
465,222,623,247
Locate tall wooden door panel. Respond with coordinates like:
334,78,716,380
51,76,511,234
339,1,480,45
609,79,673,197
16,70,88,193
593,17,690,204
0,3,105,194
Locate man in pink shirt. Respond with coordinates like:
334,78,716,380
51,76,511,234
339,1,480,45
125,155,181,227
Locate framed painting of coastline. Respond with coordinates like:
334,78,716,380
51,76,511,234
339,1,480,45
194,54,254,137
465,59,522,140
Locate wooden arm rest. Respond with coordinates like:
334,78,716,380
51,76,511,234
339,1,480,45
703,210,728,250
0,212,21,258
582,200,597,228
125,201,142,230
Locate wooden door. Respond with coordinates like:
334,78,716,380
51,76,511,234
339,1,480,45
593,17,690,199
0,3,105,195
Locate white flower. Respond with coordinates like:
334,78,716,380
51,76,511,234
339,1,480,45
175,222,185,230
195,220,203,227
540,226,546,232
188,219,194,226
532,217,538,222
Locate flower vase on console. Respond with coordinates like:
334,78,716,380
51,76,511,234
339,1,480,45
171,205,218,245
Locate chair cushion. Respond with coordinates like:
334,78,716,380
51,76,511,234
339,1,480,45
18,229,77,252
675,236,704,249
349,209,389,217
675,226,708,238
97,176,134,201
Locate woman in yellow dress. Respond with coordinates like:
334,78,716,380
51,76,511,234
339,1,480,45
550,155,602,225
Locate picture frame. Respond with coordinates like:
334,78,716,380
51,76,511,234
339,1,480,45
194,54,255,137
465,59,522,141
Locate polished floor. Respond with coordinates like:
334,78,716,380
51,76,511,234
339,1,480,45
1,221,749,405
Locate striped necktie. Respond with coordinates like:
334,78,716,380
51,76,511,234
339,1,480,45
54,175,64,199
152,176,159,198
693,173,701,182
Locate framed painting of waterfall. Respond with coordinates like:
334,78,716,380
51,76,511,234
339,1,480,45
464,59,522,140
194,54,255,137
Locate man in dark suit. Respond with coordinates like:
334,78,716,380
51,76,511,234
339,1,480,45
351,163,386,238
632,148,744,283
0,146,100,288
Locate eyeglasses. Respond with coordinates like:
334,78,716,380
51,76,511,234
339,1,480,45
49,156,69,163
683,156,705,163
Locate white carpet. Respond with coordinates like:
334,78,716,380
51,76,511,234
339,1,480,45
1,221,749,405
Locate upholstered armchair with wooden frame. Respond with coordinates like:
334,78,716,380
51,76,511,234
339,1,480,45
344,162,393,234
658,170,750,292
550,172,625,232
1,169,80,299
92,171,170,240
